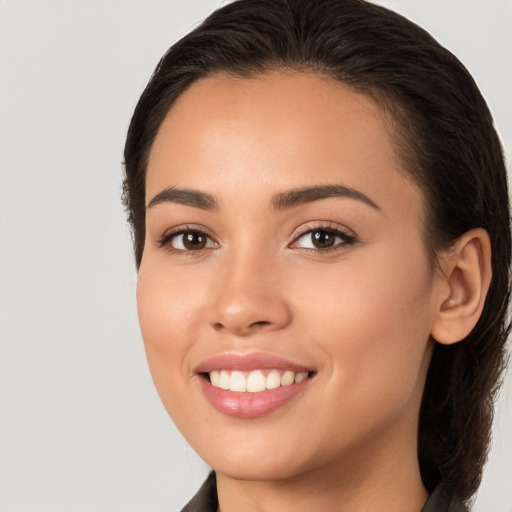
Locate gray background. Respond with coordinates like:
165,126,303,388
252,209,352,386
0,1,510,510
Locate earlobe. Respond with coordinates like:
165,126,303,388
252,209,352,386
431,228,492,345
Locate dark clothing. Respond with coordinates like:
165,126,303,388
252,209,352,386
181,473,218,512
181,472,469,512
421,480,469,512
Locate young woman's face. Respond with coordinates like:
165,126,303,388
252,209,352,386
138,72,442,481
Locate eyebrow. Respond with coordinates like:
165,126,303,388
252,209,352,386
271,184,380,212
147,187,218,210
146,184,380,212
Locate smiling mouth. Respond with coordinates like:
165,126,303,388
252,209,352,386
205,369,311,393
195,353,316,417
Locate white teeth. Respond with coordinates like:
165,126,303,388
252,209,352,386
295,372,308,383
229,371,247,392
219,370,230,390
208,369,310,392
246,371,266,392
281,371,295,387
210,370,220,387
266,370,281,390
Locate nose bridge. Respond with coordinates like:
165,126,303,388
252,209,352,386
208,242,290,335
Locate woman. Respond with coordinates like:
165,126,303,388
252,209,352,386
123,0,511,510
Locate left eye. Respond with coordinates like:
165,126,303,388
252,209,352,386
292,228,355,250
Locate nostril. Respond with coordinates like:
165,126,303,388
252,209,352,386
250,320,271,328
213,320,271,334
209,297,291,335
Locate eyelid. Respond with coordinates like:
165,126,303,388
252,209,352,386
155,224,218,255
154,221,357,256
289,221,358,251
291,221,356,240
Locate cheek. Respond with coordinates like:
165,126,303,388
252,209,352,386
295,249,433,408
136,260,205,397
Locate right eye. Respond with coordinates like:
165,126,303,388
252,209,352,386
157,228,218,254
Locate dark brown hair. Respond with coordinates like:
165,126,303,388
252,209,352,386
123,0,511,503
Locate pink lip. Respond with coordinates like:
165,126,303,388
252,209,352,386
195,352,311,373
195,353,314,419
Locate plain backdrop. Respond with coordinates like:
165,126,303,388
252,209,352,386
0,1,510,511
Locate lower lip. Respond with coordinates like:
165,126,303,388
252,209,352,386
199,376,311,418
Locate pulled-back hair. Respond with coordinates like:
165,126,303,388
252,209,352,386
123,0,511,504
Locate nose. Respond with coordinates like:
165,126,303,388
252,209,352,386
207,250,292,337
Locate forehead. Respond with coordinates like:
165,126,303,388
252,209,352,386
150,72,395,173
146,72,424,223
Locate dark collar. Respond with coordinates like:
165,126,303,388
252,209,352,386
421,480,469,512
181,472,469,512
180,472,217,512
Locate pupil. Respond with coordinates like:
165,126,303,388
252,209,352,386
184,232,206,250
313,230,335,248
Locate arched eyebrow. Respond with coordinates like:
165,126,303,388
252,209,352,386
271,185,380,212
147,187,218,210
146,184,380,212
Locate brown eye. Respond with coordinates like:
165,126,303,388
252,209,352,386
311,230,336,249
291,226,357,252
167,231,216,252
181,232,207,250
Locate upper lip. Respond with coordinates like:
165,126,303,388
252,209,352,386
194,352,313,374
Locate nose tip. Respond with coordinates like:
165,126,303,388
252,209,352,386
212,309,276,336
208,274,291,337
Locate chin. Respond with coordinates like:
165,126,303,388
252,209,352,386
193,430,329,484
210,456,309,482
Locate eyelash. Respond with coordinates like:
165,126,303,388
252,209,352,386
155,223,357,256
290,223,357,254
155,225,217,256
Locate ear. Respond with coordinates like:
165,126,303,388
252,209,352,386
430,228,492,345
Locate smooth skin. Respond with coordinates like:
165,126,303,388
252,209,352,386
137,72,491,512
